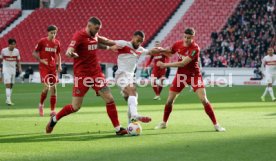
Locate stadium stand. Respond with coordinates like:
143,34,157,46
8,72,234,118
0,0,13,8
0,9,21,32
0,0,182,63
160,0,240,63
203,0,276,68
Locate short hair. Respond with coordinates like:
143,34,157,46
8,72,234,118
8,38,16,45
133,31,145,38
89,17,101,25
155,40,160,44
47,25,58,32
184,28,196,36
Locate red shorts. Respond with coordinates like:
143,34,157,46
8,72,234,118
170,74,205,92
151,67,166,79
72,73,107,97
40,69,58,84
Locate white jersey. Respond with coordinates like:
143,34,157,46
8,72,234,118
262,54,276,75
115,40,149,73
0,47,20,74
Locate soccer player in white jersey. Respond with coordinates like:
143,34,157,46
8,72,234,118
261,47,276,102
113,31,161,123
0,38,22,105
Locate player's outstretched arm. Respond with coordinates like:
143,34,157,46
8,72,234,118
98,36,116,46
157,56,192,68
147,47,172,57
97,43,121,52
65,47,79,58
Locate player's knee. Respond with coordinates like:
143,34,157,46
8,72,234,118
167,99,174,106
200,97,209,105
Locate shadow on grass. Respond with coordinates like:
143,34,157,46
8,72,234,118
0,128,217,144
0,130,126,143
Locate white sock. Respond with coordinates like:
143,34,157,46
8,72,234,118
115,126,121,132
128,96,138,117
127,108,131,124
267,87,275,99
262,87,268,97
6,88,11,102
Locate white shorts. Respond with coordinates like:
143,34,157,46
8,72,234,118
3,72,15,84
115,71,135,90
265,74,276,84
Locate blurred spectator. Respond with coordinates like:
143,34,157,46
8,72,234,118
59,63,68,78
250,66,263,80
40,0,50,8
22,66,34,82
112,64,118,78
203,0,276,67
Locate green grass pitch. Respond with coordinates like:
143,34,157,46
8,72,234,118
0,84,275,161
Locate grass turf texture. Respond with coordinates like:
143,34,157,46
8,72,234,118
0,84,275,161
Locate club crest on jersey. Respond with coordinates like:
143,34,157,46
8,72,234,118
88,44,98,51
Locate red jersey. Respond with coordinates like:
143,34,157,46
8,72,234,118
69,28,101,77
35,37,60,71
171,40,200,75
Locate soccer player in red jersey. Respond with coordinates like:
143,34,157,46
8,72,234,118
154,28,225,132
46,17,128,135
145,41,169,100
33,25,62,117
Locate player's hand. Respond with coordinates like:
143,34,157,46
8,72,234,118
66,51,79,58
157,61,165,68
40,59,48,65
58,66,62,72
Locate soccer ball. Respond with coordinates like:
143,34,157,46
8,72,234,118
127,122,142,136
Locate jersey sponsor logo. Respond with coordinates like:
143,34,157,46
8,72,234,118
3,56,17,61
45,47,57,53
191,50,196,57
88,44,98,51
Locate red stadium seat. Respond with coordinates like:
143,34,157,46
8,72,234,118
0,0,182,63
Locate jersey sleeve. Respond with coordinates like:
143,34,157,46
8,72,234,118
141,48,149,55
16,49,21,61
34,39,43,52
187,47,200,60
69,32,81,50
114,40,127,47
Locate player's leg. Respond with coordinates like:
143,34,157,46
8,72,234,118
155,91,179,129
49,84,57,116
151,74,160,99
195,88,225,132
98,86,128,135
266,75,276,101
124,84,152,123
46,76,89,133
38,70,50,116
157,76,166,98
4,73,14,106
46,96,83,133
38,84,49,116
155,74,185,129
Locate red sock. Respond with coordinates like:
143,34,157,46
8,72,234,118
40,92,47,105
106,102,120,127
158,85,163,95
204,102,217,125
152,81,159,95
56,104,76,121
50,95,56,111
163,104,172,122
